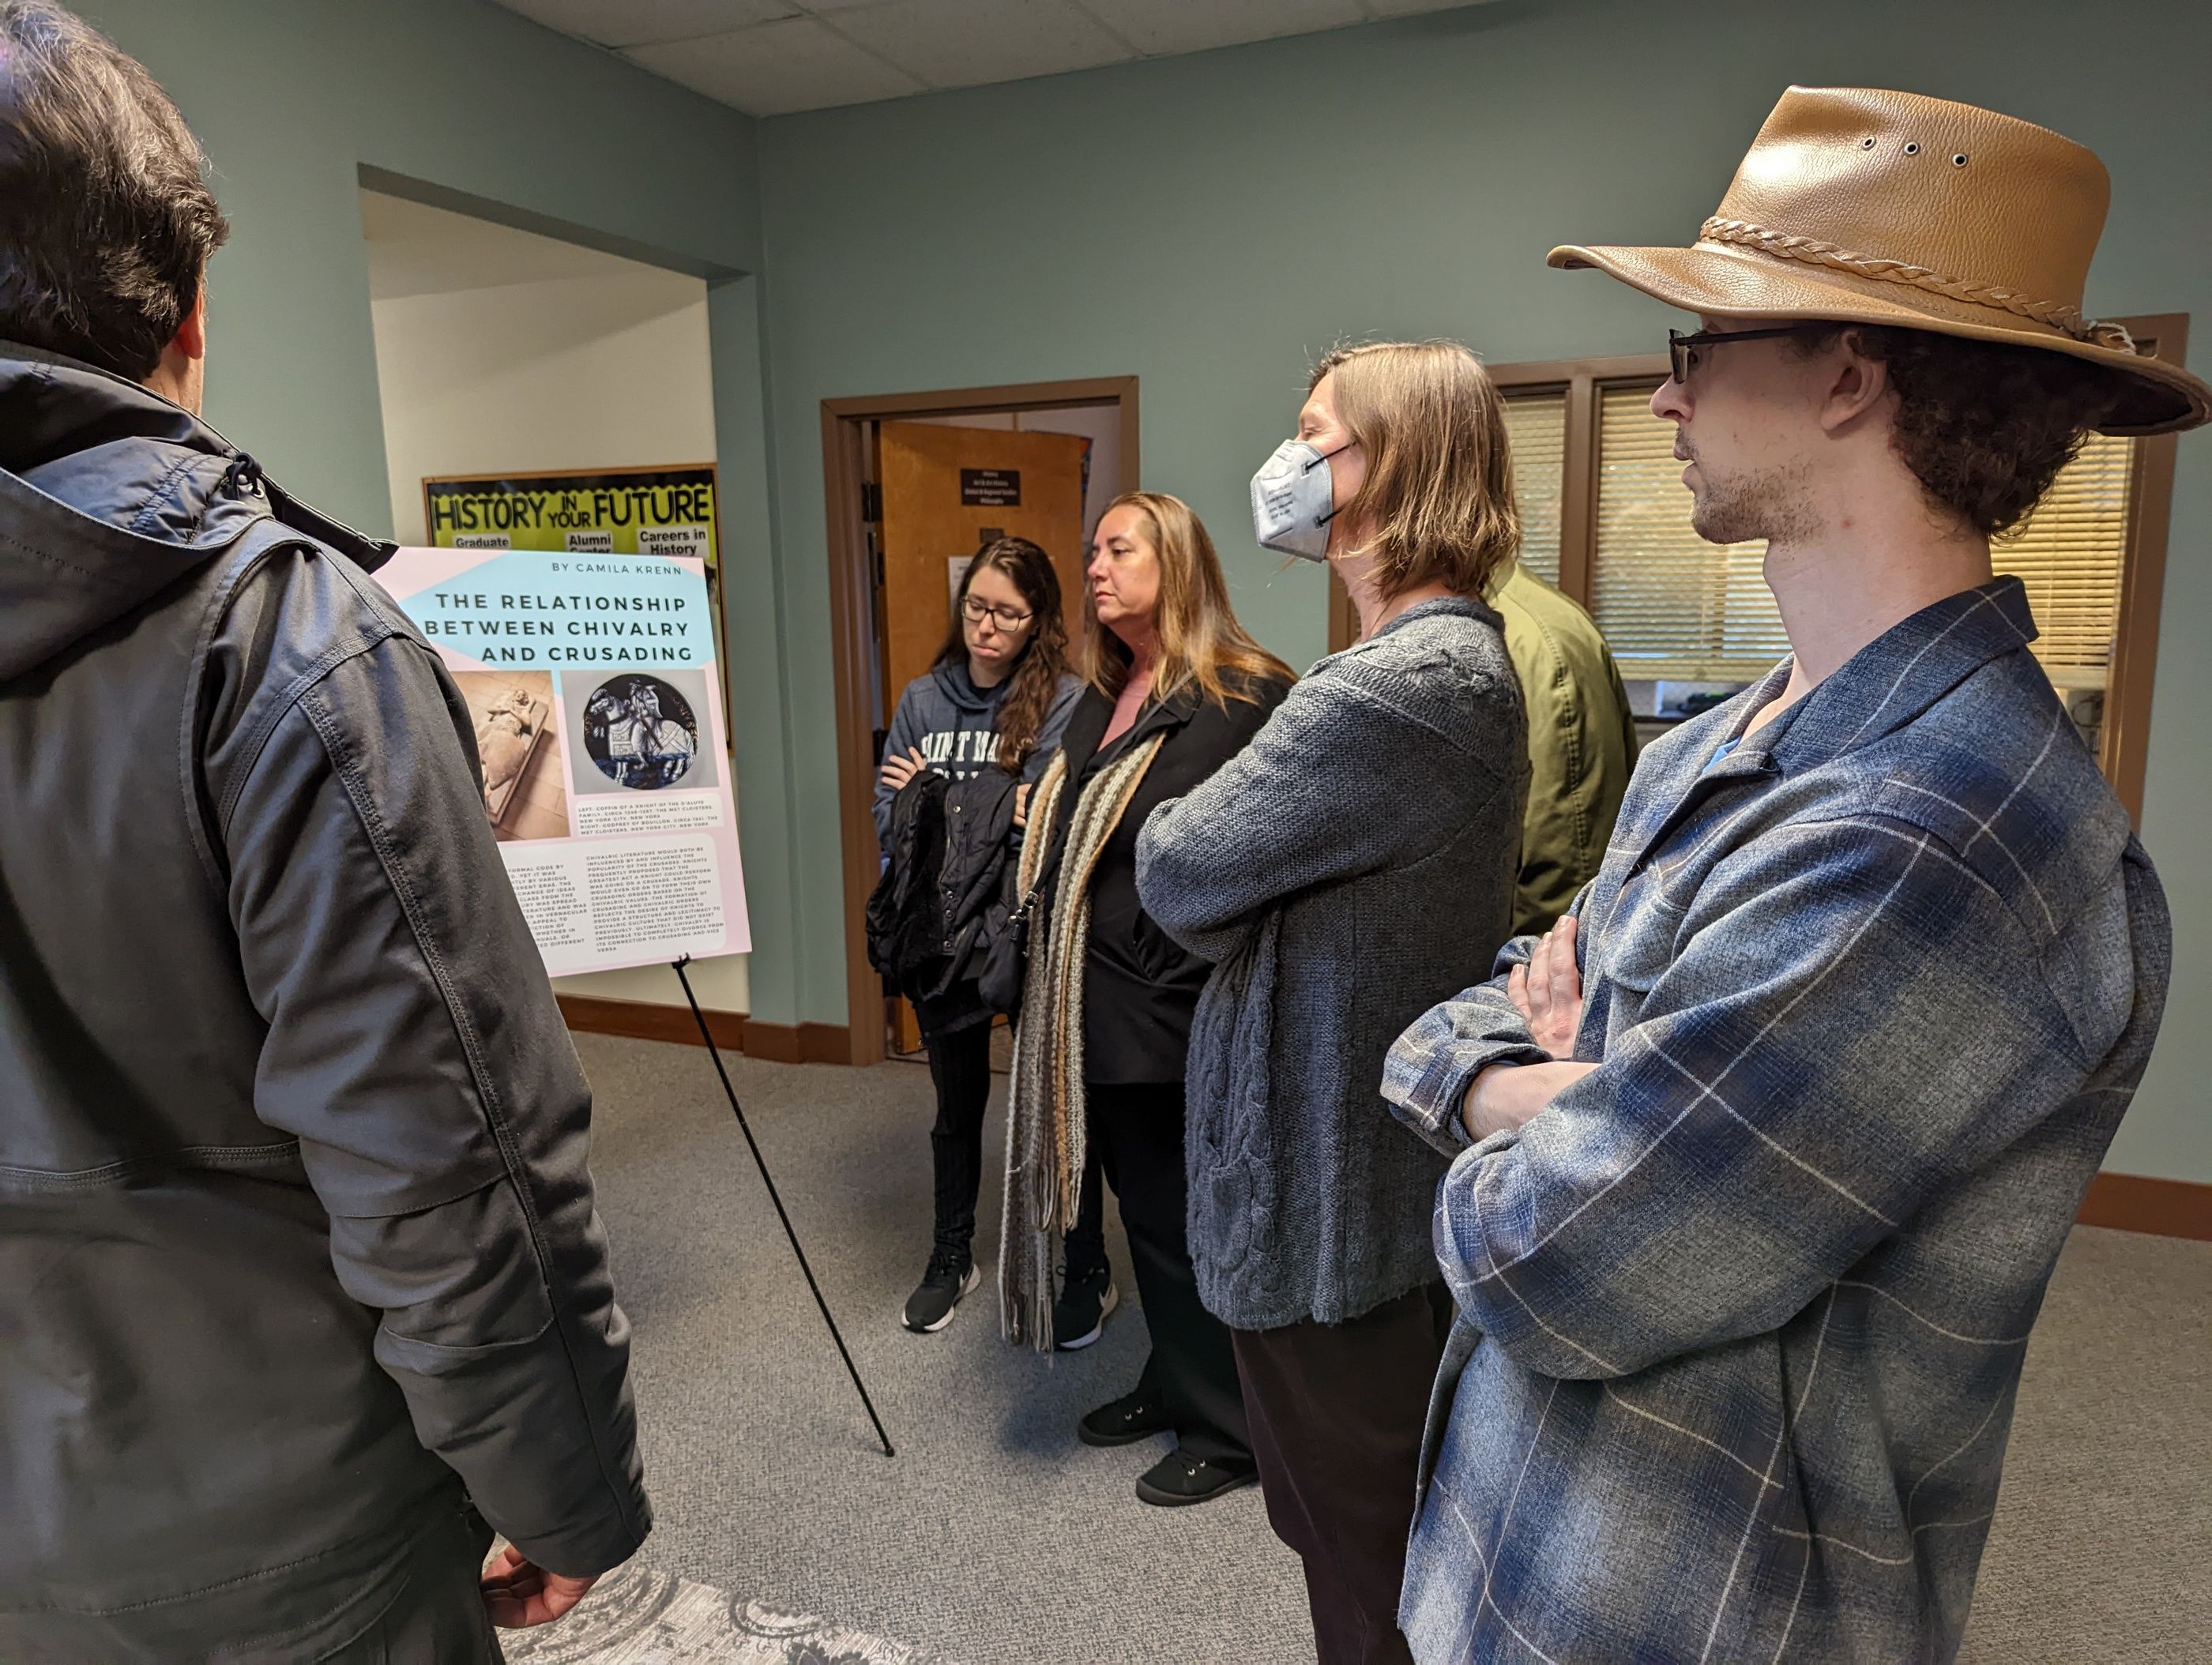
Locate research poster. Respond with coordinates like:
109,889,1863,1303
377,545,751,977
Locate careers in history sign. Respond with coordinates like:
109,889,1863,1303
377,545,750,977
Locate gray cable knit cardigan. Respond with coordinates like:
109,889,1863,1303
1135,597,1527,1331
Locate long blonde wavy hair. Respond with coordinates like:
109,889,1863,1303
1084,491,1293,708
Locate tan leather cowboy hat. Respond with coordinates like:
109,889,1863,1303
1549,85,2210,435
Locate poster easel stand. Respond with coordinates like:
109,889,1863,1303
672,955,895,1459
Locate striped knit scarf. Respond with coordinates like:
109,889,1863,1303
998,733,1165,1349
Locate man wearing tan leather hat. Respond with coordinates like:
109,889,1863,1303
1382,87,2207,1661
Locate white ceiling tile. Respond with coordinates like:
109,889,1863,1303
1360,0,1497,17
498,0,799,51
1074,0,1364,57
829,0,1133,92
495,0,1505,115
623,16,925,115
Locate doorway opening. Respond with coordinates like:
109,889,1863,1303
822,378,1139,1062
359,186,749,1024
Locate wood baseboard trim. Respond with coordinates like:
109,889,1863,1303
2076,1171,2212,1241
557,994,853,1066
558,993,744,1050
732,1020,854,1065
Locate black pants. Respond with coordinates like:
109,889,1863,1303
1076,1081,1251,1468
922,1017,995,1258
1232,1284,1454,1665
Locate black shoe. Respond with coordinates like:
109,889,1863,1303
1078,1386,1171,1447
901,1246,980,1333
1134,1451,1258,1508
1052,1265,1119,1351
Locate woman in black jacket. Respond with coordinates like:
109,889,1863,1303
876,538,1080,1334
1001,492,1292,1507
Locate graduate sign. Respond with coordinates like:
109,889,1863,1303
377,545,750,978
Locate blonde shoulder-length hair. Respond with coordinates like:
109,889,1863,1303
1085,491,1294,708
1311,340,1521,601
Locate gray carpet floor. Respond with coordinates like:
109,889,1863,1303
574,1032,2209,1664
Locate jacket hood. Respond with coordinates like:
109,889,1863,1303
931,658,1006,716
0,344,388,680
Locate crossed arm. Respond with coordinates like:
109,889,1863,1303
1382,817,2094,1381
1462,913,1598,1139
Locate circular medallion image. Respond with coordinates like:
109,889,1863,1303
581,673,700,790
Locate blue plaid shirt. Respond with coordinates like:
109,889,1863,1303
1383,581,2168,1663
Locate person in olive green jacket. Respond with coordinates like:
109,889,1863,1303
1488,559,1640,936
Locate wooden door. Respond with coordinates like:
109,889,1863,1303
876,421,1089,1054
878,422,1090,699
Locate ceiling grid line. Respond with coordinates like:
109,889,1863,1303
492,0,1492,118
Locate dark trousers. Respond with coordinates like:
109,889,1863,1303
1232,1284,1454,1665
922,1017,995,1257
1076,1081,1251,1468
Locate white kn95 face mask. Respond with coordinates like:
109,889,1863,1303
1250,438,1347,562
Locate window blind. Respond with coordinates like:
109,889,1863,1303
1992,432,2135,686
1502,392,1566,586
1590,383,1785,682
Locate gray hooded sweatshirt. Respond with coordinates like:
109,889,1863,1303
0,346,649,1656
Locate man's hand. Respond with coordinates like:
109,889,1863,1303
1509,914,1583,1058
1461,1060,1600,1144
878,746,928,796
480,1546,598,1629
1013,781,1031,830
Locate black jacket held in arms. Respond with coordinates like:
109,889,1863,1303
0,344,650,1655
867,767,1023,1023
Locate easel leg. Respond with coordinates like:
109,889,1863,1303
672,957,896,1458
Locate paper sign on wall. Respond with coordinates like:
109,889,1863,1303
377,545,750,975
423,465,720,569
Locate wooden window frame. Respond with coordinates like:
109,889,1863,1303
1333,320,2187,826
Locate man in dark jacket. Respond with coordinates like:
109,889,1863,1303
0,6,649,1659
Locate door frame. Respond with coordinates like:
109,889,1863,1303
820,375,1139,1062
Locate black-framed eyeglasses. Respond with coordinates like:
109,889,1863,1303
961,596,1033,630
1668,325,1835,385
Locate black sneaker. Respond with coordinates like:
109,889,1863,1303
1078,1386,1171,1448
1134,1451,1258,1508
901,1246,980,1333
1052,1265,1119,1351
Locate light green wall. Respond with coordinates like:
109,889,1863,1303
81,0,827,1027
85,0,764,531
756,0,2211,1180
82,0,2211,1177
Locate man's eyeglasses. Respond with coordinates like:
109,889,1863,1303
961,596,1033,630
1668,325,1837,385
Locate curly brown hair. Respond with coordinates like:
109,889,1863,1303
934,536,1069,775
1799,326,2129,537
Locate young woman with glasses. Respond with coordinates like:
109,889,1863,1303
874,536,1082,1334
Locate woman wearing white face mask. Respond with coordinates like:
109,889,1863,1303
1135,343,1528,1664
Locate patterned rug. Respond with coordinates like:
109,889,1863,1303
499,1564,957,1665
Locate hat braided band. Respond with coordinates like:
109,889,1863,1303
1698,217,2137,351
